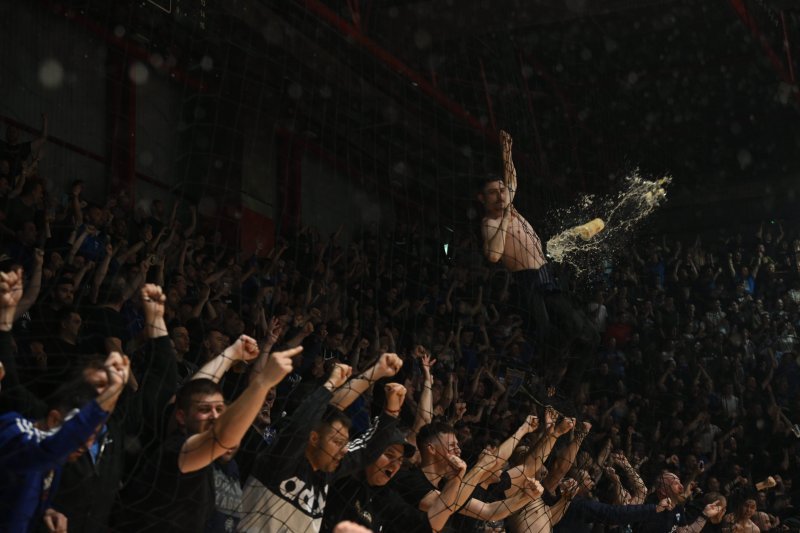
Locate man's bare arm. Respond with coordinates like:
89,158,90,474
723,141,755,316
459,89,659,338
482,209,512,263
500,130,517,204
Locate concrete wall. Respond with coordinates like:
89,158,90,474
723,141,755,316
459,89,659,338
0,2,107,199
301,153,395,236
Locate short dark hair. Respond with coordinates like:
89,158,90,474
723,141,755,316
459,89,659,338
476,174,503,194
313,406,352,435
417,420,456,450
175,378,221,412
46,378,98,414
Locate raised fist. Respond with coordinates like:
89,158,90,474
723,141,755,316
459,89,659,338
384,382,407,414
327,363,353,390
224,335,260,363
140,284,166,321
520,414,539,434
375,353,403,379
447,454,467,478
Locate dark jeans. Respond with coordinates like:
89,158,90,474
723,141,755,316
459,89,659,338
513,266,599,394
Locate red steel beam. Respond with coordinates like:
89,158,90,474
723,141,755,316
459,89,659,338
300,0,497,143
0,114,170,192
41,0,208,92
728,0,800,104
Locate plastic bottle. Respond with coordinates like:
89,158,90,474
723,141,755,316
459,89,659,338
572,218,605,240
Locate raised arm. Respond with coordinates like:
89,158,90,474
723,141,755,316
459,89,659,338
329,352,403,411
15,249,43,318
541,418,583,494
178,345,302,473
190,334,260,383
412,348,436,433
500,130,517,204
505,406,570,496
1,269,45,415
497,414,539,464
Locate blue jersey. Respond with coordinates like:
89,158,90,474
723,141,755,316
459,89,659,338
0,400,108,532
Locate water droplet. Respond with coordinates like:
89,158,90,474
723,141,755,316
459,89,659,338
737,149,753,169
39,59,64,89
128,62,149,85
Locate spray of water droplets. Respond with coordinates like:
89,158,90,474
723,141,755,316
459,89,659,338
545,171,671,275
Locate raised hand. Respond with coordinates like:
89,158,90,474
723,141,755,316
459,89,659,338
374,352,403,379
0,268,24,311
656,497,674,513
260,346,303,384
140,284,166,321
224,335,260,363
384,383,407,416
420,352,436,380
521,414,539,434
575,420,592,441
499,130,513,152
266,317,282,346
447,454,467,479
703,500,723,520
326,363,353,390
544,405,558,433
522,477,545,501
560,478,580,500
104,351,131,390
554,415,576,437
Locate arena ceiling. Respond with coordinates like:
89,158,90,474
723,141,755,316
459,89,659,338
57,0,800,228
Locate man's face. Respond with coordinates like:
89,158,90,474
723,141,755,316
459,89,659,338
62,312,82,338
172,327,190,354
365,444,405,486
479,180,508,212
87,206,103,226
205,330,227,356
308,420,350,473
178,393,225,435
743,499,757,518
55,283,75,306
661,473,684,499
425,432,461,470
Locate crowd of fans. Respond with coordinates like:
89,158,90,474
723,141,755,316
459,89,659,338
1,120,800,533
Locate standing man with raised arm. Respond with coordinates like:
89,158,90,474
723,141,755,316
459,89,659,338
0,266,131,533
118,324,302,533
478,130,598,392
238,355,405,533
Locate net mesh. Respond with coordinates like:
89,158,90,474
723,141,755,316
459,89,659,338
1,1,799,532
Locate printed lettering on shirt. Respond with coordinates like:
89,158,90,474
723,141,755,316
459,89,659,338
279,476,327,516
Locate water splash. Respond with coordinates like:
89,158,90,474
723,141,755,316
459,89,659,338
545,171,671,273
